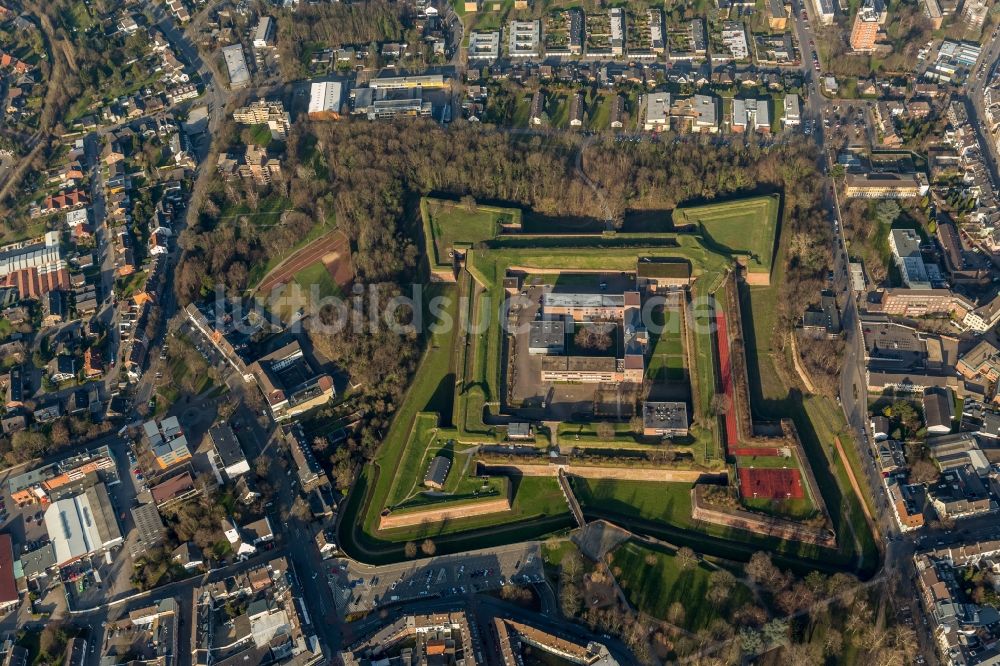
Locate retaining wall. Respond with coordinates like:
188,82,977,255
479,462,720,483
378,496,513,531
691,486,837,548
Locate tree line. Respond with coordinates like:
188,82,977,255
275,1,409,78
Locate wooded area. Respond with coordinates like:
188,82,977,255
276,1,409,78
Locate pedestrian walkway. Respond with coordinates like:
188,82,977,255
557,468,585,528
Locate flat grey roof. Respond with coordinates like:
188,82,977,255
529,320,566,349
19,543,55,580
131,503,165,547
222,44,250,86
209,424,246,468
643,401,689,432
543,293,625,309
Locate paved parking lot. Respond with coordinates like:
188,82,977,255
330,543,543,616
176,321,241,382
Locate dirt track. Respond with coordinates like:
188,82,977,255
378,497,512,531
256,230,352,295
834,436,877,530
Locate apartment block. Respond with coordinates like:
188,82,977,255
850,0,886,52
843,172,930,198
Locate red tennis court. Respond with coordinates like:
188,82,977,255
738,467,804,499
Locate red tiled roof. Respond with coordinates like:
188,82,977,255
43,190,88,211
151,472,195,505
0,267,69,300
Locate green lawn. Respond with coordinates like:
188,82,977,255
351,285,460,528
346,281,570,547
737,454,797,469
691,286,719,421
116,270,148,298
548,94,570,128
647,354,685,382
385,414,508,510
270,260,341,322
422,197,520,267
246,124,273,147
336,191,881,573
611,540,752,631
674,194,780,275
587,93,613,130
512,95,532,128
571,478,698,526
742,496,818,520
293,261,341,298
740,236,879,571
652,332,685,357
386,413,442,506
0,219,47,245
378,476,568,542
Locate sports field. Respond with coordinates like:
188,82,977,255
268,260,343,322
255,230,351,295
738,467,804,500
673,195,779,274
292,261,341,298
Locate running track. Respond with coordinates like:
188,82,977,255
716,308,739,449
256,232,348,295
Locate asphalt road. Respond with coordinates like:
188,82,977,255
967,28,1000,190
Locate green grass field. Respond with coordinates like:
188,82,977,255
674,195,780,274
548,94,570,128
742,496,818,520
270,260,341,322
647,353,685,382
512,95,532,128
378,476,568,542
293,261,341,298
385,414,508,511
422,198,520,267
571,478,698,526
611,540,752,631
347,279,569,549
652,332,685,357
737,454,797,469
249,219,334,288
245,124,273,147
740,235,878,570
587,93,613,129
0,219,47,245
359,285,460,525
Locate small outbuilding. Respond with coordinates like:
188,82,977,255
423,456,452,490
